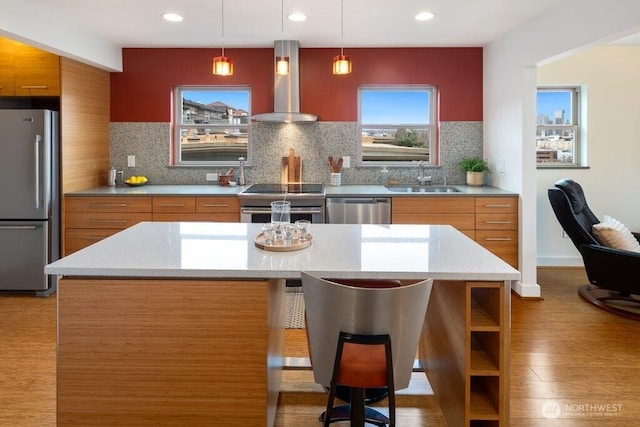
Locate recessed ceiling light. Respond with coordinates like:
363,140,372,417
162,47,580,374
414,11,435,22
162,13,184,22
288,12,307,22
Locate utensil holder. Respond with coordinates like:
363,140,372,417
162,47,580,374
330,173,341,186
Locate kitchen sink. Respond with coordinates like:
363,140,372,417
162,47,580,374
385,185,461,193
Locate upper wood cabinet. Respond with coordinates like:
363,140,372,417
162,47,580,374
0,38,16,96
0,37,60,96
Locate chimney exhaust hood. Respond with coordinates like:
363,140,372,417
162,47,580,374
252,40,318,123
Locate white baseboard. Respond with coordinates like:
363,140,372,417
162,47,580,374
511,280,541,298
537,256,584,267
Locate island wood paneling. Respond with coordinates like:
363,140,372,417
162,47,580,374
6,268,640,425
419,280,509,427
57,277,285,427
420,280,467,427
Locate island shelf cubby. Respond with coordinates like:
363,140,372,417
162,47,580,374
421,280,507,426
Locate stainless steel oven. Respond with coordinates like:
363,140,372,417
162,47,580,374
238,183,325,224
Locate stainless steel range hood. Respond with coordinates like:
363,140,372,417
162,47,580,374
252,40,318,123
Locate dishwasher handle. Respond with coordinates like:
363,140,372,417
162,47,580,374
331,198,391,204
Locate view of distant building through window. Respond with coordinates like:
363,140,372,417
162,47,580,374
173,87,251,165
358,86,436,165
536,87,580,166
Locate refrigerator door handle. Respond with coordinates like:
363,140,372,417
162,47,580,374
34,134,42,209
0,225,38,230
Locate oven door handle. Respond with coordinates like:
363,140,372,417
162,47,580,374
241,206,324,215
241,207,274,215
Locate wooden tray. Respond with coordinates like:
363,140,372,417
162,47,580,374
255,233,313,252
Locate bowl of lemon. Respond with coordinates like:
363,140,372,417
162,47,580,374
124,175,149,187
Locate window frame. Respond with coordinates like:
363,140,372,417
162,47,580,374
357,85,438,167
536,86,582,168
173,86,252,167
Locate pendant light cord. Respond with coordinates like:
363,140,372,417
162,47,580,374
340,0,344,56
221,0,226,56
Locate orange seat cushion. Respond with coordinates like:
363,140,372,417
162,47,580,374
337,342,389,388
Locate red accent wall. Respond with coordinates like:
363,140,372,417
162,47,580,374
111,47,482,122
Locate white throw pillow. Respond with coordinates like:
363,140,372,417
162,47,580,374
592,215,640,253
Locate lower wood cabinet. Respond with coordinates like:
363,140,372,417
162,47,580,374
152,196,240,222
392,195,518,268
64,195,240,255
475,197,518,268
392,197,476,239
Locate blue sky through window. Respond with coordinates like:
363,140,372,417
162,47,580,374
537,91,571,118
182,90,250,111
361,90,430,124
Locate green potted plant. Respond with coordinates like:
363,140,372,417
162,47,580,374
459,157,490,186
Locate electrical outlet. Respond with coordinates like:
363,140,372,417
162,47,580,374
206,173,218,181
342,156,350,168
127,155,136,167
498,159,505,173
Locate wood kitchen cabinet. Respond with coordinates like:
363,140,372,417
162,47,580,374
0,37,60,96
64,196,152,255
152,196,240,222
392,196,476,239
392,195,519,268
475,197,518,268
65,195,240,254
0,38,16,96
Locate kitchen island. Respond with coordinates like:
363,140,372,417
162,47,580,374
46,222,519,427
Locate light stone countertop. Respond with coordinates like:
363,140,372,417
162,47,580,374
46,222,520,282
66,184,516,197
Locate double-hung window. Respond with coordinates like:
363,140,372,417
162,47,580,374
173,86,251,166
536,87,581,167
358,86,437,165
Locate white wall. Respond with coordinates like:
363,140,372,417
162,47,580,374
537,46,640,266
484,0,640,297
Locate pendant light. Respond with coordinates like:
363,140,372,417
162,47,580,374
276,0,289,75
213,0,233,76
332,0,351,75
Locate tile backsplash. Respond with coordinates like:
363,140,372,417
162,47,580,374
110,121,482,185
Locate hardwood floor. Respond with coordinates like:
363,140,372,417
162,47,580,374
1,267,639,426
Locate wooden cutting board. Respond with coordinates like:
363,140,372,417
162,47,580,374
281,148,302,183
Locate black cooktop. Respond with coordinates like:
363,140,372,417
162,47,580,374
242,183,324,194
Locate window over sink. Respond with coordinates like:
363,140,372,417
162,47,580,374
357,85,437,166
172,86,251,166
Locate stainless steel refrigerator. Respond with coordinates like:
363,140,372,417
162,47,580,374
0,109,59,296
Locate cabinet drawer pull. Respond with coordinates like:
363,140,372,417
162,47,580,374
484,221,512,224
159,203,186,207
484,237,512,241
202,203,229,208
87,219,128,224
20,85,48,89
484,204,512,208
88,203,128,208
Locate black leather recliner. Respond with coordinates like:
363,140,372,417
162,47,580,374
548,179,640,320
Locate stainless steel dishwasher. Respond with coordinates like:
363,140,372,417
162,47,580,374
325,197,391,224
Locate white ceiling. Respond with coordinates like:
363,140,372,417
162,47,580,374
17,0,569,48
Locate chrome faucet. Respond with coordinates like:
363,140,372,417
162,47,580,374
417,161,432,186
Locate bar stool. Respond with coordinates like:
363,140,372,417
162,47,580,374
301,273,433,427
